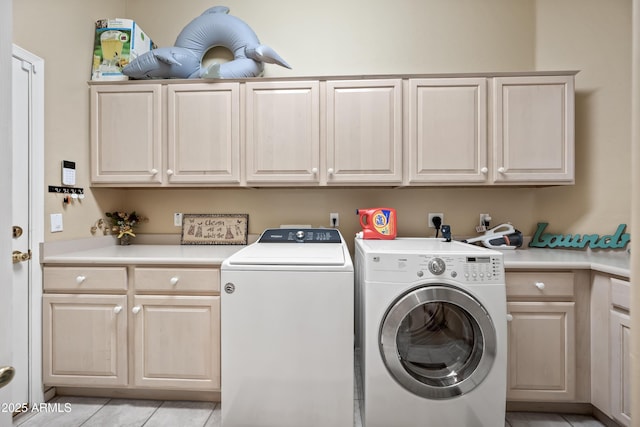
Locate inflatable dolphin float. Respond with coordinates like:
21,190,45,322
123,6,291,79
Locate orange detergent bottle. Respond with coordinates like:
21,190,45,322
356,208,397,240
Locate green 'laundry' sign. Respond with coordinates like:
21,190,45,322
528,222,630,249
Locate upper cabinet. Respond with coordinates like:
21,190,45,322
325,79,403,185
406,78,488,184
244,81,320,185
406,74,574,185
166,83,240,184
244,79,403,186
90,84,163,185
492,75,575,184
90,83,241,187
89,72,576,187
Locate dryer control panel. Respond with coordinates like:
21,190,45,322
367,252,504,284
416,254,504,283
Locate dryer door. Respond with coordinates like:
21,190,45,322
379,285,496,400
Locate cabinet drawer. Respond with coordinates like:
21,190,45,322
506,271,574,298
44,266,127,292
134,267,220,293
611,278,630,311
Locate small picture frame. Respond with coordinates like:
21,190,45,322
181,214,249,245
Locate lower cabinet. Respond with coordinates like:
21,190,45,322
42,265,221,392
505,271,589,402
43,293,128,387
609,278,631,426
132,295,220,390
591,273,633,425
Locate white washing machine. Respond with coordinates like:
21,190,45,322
355,237,507,427
220,228,354,427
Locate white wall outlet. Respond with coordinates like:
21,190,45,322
173,212,183,227
330,212,339,227
50,213,63,233
477,213,492,232
428,213,444,228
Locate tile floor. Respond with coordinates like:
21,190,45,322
12,395,608,427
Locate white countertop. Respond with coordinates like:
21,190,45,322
500,247,630,278
41,236,631,278
41,237,247,266
42,244,245,265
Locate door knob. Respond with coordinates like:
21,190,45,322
12,249,32,263
0,366,15,389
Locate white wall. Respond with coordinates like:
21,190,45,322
12,0,631,243
534,0,632,232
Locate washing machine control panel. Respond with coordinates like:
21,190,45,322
259,228,342,243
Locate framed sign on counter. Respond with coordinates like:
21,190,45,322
181,213,249,245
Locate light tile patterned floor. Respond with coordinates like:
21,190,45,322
12,395,607,427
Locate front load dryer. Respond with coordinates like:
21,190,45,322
355,237,507,427
221,228,353,427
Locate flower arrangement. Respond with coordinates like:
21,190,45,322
105,211,147,244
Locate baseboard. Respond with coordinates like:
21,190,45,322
506,401,592,414
506,401,623,427
53,386,220,402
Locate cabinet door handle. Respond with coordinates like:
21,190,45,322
170,277,179,285
327,168,334,175
114,305,122,314
480,167,488,174
535,282,546,290
150,168,158,175
498,167,506,174
506,314,513,322
311,167,318,175
166,169,174,176
132,306,141,314
76,275,86,284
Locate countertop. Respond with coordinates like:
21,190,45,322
501,248,630,278
41,235,247,266
42,244,244,266
41,236,631,278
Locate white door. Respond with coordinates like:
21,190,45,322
11,45,45,408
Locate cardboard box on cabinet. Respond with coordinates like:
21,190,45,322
91,18,156,81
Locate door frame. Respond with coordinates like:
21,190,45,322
1,1,13,423
12,44,45,406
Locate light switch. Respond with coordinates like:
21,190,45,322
50,213,63,232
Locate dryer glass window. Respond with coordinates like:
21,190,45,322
396,301,483,388
380,285,497,399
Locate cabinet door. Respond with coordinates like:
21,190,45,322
407,78,487,184
245,81,320,184
610,310,631,426
506,301,575,401
90,84,163,184
167,83,241,184
132,295,220,390
43,294,127,386
325,79,402,184
492,75,574,183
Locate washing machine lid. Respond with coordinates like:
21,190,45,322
226,243,345,266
